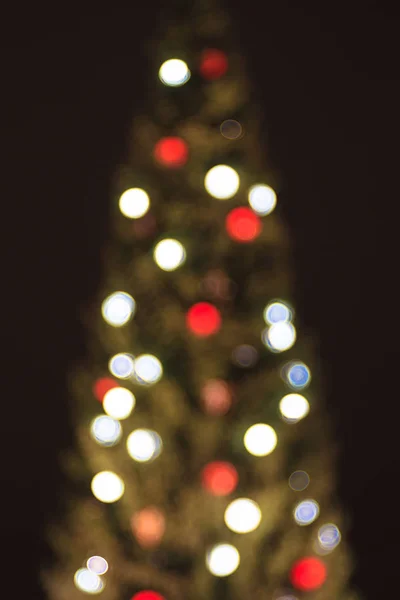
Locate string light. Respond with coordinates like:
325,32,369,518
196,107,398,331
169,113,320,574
283,361,311,390
244,423,277,456
317,524,341,552
133,354,163,385
263,301,293,325
131,507,166,548
108,353,135,379
199,49,228,80
200,379,232,415
159,59,191,86
92,377,119,402
248,184,277,216
153,137,189,168
289,471,310,491
90,415,122,447
201,461,238,496
204,165,240,199
279,393,310,423
225,207,262,242
126,429,163,462
87,556,108,575
91,471,125,503
119,188,150,219
293,500,320,525
290,557,327,591
206,543,240,576
153,239,186,271
103,387,136,420
186,302,221,337
101,291,136,327
74,568,104,594
224,498,262,533
263,322,296,352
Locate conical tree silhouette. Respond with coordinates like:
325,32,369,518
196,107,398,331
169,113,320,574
43,1,355,599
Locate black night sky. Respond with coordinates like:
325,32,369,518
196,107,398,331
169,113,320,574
2,2,400,598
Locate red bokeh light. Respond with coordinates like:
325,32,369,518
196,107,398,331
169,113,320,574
131,592,165,600
92,377,119,402
131,507,165,548
199,49,229,80
202,461,238,496
153,137,189,168
290,557,327,591
201,379,232,415
226,207,262,242
186,302,221,337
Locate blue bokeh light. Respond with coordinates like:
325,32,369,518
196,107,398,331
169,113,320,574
318,523,341,551
286,362,311,389
294,499,320,525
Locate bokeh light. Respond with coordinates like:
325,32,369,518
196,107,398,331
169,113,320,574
74,568,104,595
290,557,327,591
263,322,296,352
201,461,238,496
231,344,258,367
133,355,163,385
108,353,135,379
220,119,243,140
153,137,189,168
153,239,186,271
132,592,165,600
204,165,240,199
263,301,293,325
91,471,125,503
279,393,310,423
199,49,228,80
317,523,341,552
103,387,135,420
226,207,262,242
186,302,221,337
284,361,311,390
131,507,166,548
248,184,277,216
294,500,320,526
119,188,150,219
90,415,122,447
206,543,240,577
93,377,119,402
87,556,108,575
224,498,262,533
126,429,162,462
244,423,277,456
159,58,191,87
101,291,136,327
200,379,232,415
289,471,310,491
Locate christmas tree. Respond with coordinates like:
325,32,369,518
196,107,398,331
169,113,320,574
43,1,355,599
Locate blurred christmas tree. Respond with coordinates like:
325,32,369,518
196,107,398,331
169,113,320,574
43,1,356,599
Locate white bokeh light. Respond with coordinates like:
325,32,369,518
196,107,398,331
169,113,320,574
91,471,125,503
204,165,240,200
279,393,310,423
126,429,163,462
74,568,104,594
133,354,163,385
224,498,262,533
101,292,136,327
263,322,296,352
317,523,341,552
119,188,150,219
206,543,240,577
103,387,135,420
294,499,320,526
90,415,122,447
87,556,108,575
108,353,135,379
153,239,186,271
244,423,277,456
248,184,277,216
263,301,293,325
159,59,191,87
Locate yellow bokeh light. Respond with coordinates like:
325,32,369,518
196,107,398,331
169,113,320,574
159,59,191,86
224,498,262,533
206,543,240,577
204,165,240,199
119,188,150,219
103,387,135,420
153,239,186,271
91,471,125,503
279,393,310,423
244,423,277,456
248,184,277,216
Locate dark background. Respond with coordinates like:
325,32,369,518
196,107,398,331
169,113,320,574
2,2,399,598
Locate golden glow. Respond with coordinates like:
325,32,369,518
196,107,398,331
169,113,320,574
206,543,240,577
224,498,262,533
91,471,125,503
159,59,191,86
119,188,150,219
74,568,104,594
248,184,277,216
204,165,240,199
103,387,135,420
244,423,277,456
279,393,310,422
101,292,136,327
153,239,186,271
